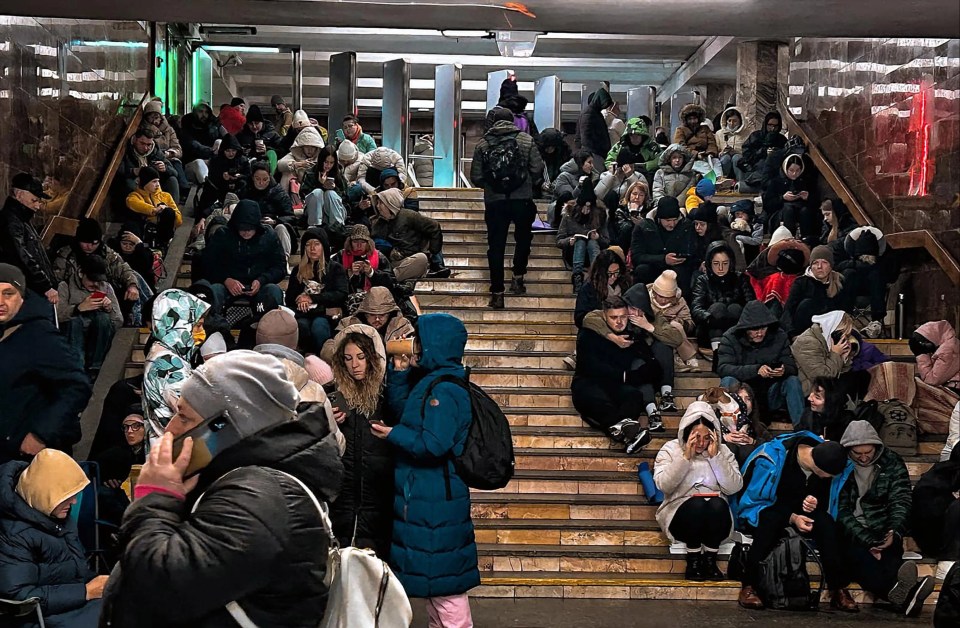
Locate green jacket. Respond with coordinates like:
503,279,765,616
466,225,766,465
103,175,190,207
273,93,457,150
604,117,661,172
837,446,912,547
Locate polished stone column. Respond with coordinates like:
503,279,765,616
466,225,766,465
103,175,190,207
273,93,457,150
736,41,790,131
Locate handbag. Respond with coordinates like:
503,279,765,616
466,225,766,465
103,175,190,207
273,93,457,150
193,468,413,628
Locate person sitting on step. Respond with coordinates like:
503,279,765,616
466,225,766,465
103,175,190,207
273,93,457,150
370,188,449,281
648,269,699,373
556,183,609,294
55,254,124,375
691,241,747,359
654,402,743,582
630,196,698,296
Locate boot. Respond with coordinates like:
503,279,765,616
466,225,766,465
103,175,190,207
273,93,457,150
509,274,526,294
738,585,764,609
700,551,724,581
571,272,583,294
829,588,859,613
487,292,505,310
685,551,705,581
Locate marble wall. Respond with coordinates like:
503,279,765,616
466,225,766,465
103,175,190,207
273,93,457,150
0,17,150,228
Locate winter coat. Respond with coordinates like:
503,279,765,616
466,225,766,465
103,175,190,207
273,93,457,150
536,128,572,184
691,242,748,326
334,127,378,155
762,155,815,220
716,301,798,384
573,317,661,390
574,281,613,329
851,332,889,372
412,136,435,186
673,104,718,156
118,141,175,185
820,201,858,249
648,286,693,333
201,200,287,287
741,112,785,172
791,312,853,394
142,290,210,441
236,121,283,159
552,158,599,206
241,181,295,225
332,246,396,295
356,147,407,195
144,101,183,160
604,118,661,172
0,294,89,462
603,109,626,148
125,186,183,226
837,421,912,546
320,288,415,363
715,106,749,156
595,169,643,209
370,190,443,260
915,321,960,388
629,216,698,269
781,270,850,335
300,165,348,201
0,461,99,623
944,402,959,461
328,325,395,557
556,209,610,250
100,407,344,628
469,120,544,202
277,126,325,190
108,232,157,292
55,275,123,330
285,260,349,320
53,241,139,293
654,403,743,541
652,144,696,204
177,104,226,162
384,314,479,598
204,134,251,202
583,301,685,351
0,196,58,296
735,431,852,529
576,87,614,162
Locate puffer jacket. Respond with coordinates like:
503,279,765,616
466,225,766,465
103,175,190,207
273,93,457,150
654,402,743,541
277,126,325,189
595,169,642,208
412,135,434,186
576,87,614,162
781,268,850,335
648,285,693,333
673,103,718,156
536,128,572,184
370,189,442,259
201,200,287,287
716,301,797,383
791,311,853,394
837,421,912,546
142,289,210,441
126,186,183,225
470,120,544,202
915,321,960,388
552,157,599,205
177,103,226,163
100,407,344,628
715,106,749,156
328,324,395,558
144,100,182,159
604,117,661,172
691,241,748,326
385,314,479,598
0,461,99,624
652,144,696,203
0,196,58,295
53,241,139,292
356,147,407,195
240,181,294,225
629,215,697,269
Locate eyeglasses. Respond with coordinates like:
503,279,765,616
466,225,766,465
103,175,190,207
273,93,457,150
608,271,621,277
122,424,144,432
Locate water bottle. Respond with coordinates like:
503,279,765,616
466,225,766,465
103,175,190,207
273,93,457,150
637,462,663,505
895,293,905,339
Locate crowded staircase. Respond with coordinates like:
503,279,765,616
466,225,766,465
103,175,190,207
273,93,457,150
121,186,942,606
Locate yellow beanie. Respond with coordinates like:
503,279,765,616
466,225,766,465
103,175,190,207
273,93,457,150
16,449,89,516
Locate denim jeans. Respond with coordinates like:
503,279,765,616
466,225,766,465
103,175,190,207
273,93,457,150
64,311,116,371
297,315,332,353
720,153,746,181
720,374,805,427
571,238,601,275
305,188,347,230
209,282,284,316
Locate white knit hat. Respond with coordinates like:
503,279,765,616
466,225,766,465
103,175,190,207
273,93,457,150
769,225,793,246
337,139,359,163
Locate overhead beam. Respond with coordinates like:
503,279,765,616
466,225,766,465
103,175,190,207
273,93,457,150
656,36,734,103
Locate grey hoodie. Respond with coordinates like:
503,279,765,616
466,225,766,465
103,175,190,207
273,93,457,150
840,420,884,520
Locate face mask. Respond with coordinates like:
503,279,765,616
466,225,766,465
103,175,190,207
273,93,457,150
727,123,738,132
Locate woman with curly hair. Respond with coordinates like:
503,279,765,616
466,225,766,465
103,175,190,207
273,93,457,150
574,248,631,328
327,324,396,557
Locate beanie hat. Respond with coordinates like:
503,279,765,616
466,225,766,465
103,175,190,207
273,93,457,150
656,196,682,220
0,263,26,296
853,230,880,257
246,104,265,123
270,95,285,107
254,342,305,367
607,245,626,263
499,76,519,99
255,309,299,350
337,139,359,163
688,203,718,225
776,248,806,275
304,355,335,386
652,270,679,298
769,225,793,247
730,198,755,220
695,178,716,198
615,148,634,167
230,97,245,107
811,440,847,475
379,168,400,184
200,332,227,359
810,245,835,266
138,166,160,188
577,180,597,207
223,192,240,208
300,227,329,256
144,100,163,115
492,107,514,123
180,350,299,442
16,449,89,517
75,218,103,243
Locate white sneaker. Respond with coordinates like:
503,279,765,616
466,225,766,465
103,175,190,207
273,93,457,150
862,320,883,339
562,354,577,371
937,560,956,580
685,358,700,370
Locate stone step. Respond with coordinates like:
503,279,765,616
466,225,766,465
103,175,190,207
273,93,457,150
420,205,488,215
417,278,573,296
472,368,718,390
442,231,556,244
443,254,563,269
869,339,913,357
420,305,574,323
465,350,573,369
444,267,572,281
417,293,575,310
474,518,665,547
413,188,483,200
472,493,657,522
442,241,559,256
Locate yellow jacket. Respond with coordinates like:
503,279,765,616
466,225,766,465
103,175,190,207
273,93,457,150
685,188,703,212
126,187,182,226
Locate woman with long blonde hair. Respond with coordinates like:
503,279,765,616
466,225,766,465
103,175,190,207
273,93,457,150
285,228,348,353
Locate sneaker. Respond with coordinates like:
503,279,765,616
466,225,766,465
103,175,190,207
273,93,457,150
426,265,451,279
904,576,934,617
659,392,677,413
862,320,883,339
487,292,505,309
887,560,918,610
648,412,665,433
685,357,700,370
674,355,694,373
937,560,956,580
625,428,652,454
608,418,640,441
509,275,526,294
562,354,577,371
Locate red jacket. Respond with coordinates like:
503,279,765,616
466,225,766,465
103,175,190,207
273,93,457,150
219,105,246,135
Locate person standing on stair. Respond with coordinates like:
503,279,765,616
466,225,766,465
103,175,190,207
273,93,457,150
0,173,58,305
654,402,743,582
470,107,544,309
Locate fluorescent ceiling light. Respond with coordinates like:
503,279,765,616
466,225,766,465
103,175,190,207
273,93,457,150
71,41,148,48
494,31,539,58
200,26,257,36
441,30,491,38
203,45,282,53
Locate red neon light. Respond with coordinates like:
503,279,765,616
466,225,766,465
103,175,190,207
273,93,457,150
909,82,931,196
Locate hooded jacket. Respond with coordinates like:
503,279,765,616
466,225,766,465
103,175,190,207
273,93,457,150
100,406,344,628
384,314,479,598
604,117,661,172
470,120,544,202
762,153,814,220
327,324,395,557
370,189,443,259
483,79,539,138
320,287,414,363
144,100,182,159
0,458,97,621
716,301,797,384
673,104,718,156
652,144,696,203
0,294,89,461
791,311,853,394
0,196,58,296
204,133,250,200
201,200,287,288
535,128,571,184
177,103,226,162
55,273,123,329
715,106,749,156
629,213,697,270
576,87,614,161
277,126,325,189
142,289,210,441
356,147,407,195
691,241,748,326
552,156,599,207
653,402,742,540
837,421,912,546
741,111,785,171
914,321,960,388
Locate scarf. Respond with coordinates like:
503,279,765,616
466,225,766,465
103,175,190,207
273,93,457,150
341,248,380,292
346,123,363,143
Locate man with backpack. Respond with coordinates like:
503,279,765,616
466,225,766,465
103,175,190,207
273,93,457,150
735,433,859,612
470,108,544,309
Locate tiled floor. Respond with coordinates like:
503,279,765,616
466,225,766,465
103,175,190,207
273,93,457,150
409,599,930,627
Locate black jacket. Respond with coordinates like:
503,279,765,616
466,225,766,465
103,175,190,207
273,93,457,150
536,128,572,183
201,200,287,287
107,236,156,292
331,250,397,295
118,142,175,183
327,391,395,558
691,242,748,325
630,217,698,268
0,294,90,462
178,106,226,163
202,134,250,207
0,196,58,295
241,182,295,225
236,122,283,159
781,273,850,335
909,449,960,554
574,282,603,329
100,407,344,628
573,324,659,390
284,261,349,319
741,113,786,172
0,461,98,621
716,300,797,384
576,87,613,160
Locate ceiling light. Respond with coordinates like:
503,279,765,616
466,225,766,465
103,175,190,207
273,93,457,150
441,30,493,38
494,31,539,58
203,45,282,54
199,26,257,36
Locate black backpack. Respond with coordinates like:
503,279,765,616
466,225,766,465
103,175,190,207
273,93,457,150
755,528,823,611
421,370,515,493
481,134,527,195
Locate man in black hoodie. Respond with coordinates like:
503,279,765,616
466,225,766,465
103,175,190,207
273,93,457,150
576,87,614,168
197,134,250,216
740,111,787,191
483,76,540,141
0,264,90,463
717,300,805,426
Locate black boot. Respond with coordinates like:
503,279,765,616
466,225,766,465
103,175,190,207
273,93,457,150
571,272,584,294
685,551,705,581
509,275,526,294
700,551,724,581
487,292,505,309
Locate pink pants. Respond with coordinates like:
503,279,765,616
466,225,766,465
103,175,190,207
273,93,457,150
425,594,473,628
